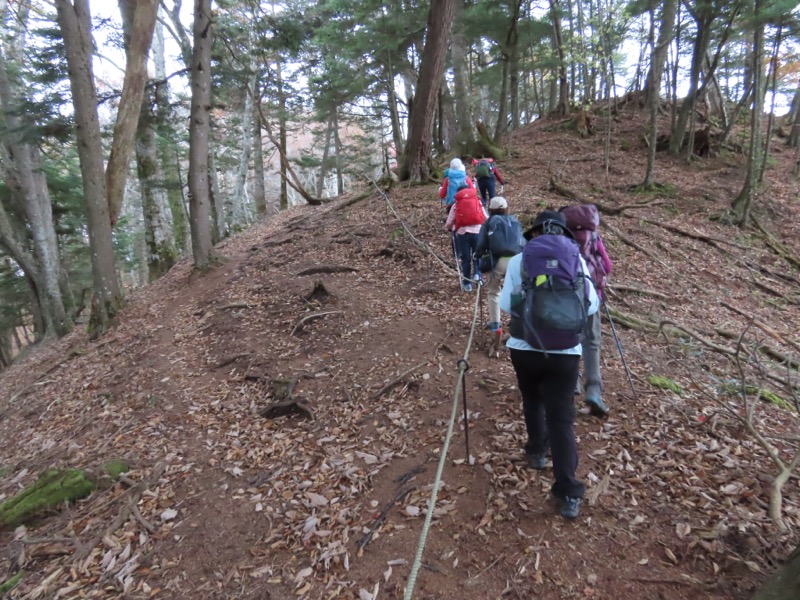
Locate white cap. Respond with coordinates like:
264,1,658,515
450,158,465,172
488,196,508,210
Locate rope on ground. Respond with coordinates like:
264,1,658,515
367,177,458,275
403,286,482,600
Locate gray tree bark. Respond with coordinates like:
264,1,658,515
106,0,160,227
187,0,216,269
400,0,456,181
55,0,123,336
0,8,70,337
450,0,473,148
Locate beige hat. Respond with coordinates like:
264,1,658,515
488,196,508,209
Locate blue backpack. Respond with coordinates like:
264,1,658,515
510,235,589,351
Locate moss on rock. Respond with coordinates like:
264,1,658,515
0,469,96,527
0,571,23,594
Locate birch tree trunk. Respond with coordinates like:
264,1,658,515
400,0,456,182
187,0,216,270
121,10,178,282
55,0,123,336
229,74,255,230
150,17,189,255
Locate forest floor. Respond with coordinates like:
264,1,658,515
2,102,800,600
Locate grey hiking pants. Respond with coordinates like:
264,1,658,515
581,310,603,400
486,256,511,326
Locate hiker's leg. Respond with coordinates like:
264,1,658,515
456,234,472,284
465,233,480,278
487,257,510,326
583,310,603,400
510,349,548,455
541,354,584,499
487,177,497,199
478,178,490,204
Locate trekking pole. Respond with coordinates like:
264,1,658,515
602,298,638,400
450,231,464,285
457,358,471,461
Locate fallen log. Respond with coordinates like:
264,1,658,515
0,461,130,528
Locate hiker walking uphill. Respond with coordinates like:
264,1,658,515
444,182,486,292
474,196,525,333
559,204,613,418
438,158,474,210
499,210,599,519
472,158,505,207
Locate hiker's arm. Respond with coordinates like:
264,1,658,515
438,178,448,199
499,255,522,314
474,222,490,256
494,167,505,185
444,206,456,231
581,256,600,316
596,235,613,275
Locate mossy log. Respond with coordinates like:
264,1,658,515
0,461,129,527
0,571,23,594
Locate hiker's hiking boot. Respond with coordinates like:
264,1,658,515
560,496,581,519
585,396,609,418
526,452,547,470
461,282,473,292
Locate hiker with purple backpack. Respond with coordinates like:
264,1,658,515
499,210,599,519
559,204,613,418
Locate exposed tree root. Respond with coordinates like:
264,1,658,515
259,378,313,420
290,311,343,336
295,266,359,276
715,329,799,371
608,284,672,300
261,237,293,249
370,361,427,400
73,462,166,562
641,219,752,250
603,222,671,270
751,215,800,271
720,301,800,355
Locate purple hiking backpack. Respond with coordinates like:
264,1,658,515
560,204,608,291
517,235,589,351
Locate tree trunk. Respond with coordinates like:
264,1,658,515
788,84,800,148
494,0,522,140
276,57,289,210
399,0,456,182
451,0,473,148
642,0,678,187
643,0,678,106
55,0,123,336
317,116,334,198
752,544,800,600
252,95,268,217
0,41,70,336
731,0,764,227
758,22,783,185
333,110,344,195
385,63,405,157
548,0,569,116
228,75,255,232
187,0,216,270
106,0,159,227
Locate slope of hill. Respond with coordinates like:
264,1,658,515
1,105,799,599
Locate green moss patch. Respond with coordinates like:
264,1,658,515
0,571,23,594
647,375,683,394
0,469,95,527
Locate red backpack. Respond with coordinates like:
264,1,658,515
453,187,486,230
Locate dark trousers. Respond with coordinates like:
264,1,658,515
456,232,479,285
477,177,496,205
509,349,585,499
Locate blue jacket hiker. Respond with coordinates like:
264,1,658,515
499,210,599,520
438,158,471,207
474,196,525,333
